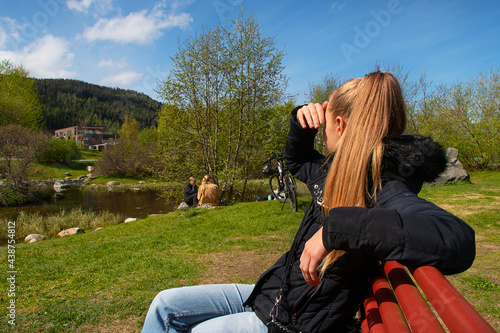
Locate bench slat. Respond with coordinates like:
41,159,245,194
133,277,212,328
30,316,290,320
371,270,411,333
383,261,445,333
410,265,496,333
362,290,386,333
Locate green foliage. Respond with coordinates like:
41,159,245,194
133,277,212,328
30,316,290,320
0,60,43,129
94,117,157,178
403,69,500,170
0,208,124,240
0,124,49,187
156,13,288,195
0,182,52,207
34,78,161,133
38,138,82,165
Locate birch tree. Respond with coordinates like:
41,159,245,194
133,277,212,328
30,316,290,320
156,13,287,195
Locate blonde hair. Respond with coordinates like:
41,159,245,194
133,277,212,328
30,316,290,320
199,174,213,197
320,71,406,274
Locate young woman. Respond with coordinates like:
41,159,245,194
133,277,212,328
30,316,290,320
197,174,221,206
142,71,475,333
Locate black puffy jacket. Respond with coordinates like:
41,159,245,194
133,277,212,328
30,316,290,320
244,107,476,333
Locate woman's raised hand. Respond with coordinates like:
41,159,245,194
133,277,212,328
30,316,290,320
296,101,328,129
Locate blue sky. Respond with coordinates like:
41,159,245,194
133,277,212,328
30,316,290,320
1,0,499,103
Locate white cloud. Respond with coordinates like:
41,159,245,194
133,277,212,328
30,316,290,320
67,0,113,16
99,70,143,86
0,34,76,78
98,57,128,69
0,17,23,49
82,3,192,45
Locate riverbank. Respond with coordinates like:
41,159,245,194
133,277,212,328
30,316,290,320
1,172,498,332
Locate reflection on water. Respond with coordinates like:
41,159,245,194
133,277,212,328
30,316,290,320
0,187,176,221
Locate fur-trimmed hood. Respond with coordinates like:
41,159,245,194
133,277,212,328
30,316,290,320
382,135,448,193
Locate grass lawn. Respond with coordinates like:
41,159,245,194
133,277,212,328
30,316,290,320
0,172,498,332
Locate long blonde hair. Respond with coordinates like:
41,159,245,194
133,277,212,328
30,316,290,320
320,71,406,274
199,174,213,197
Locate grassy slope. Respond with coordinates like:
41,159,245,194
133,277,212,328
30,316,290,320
0,172,498,332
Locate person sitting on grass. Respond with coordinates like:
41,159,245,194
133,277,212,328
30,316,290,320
197,174,221,206
142,71,475,333
183,176,198,207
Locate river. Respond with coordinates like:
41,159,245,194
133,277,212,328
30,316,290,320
0,187,176,221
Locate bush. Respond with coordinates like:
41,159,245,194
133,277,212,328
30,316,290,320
0,182,52,207
38,138,82,164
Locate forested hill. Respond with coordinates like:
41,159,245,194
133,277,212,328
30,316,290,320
34,78,162,133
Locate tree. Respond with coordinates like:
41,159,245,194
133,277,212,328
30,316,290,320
156,13,287,195
0,60,43,129
94,116,156,177
0,125,48,187
307,73,343,155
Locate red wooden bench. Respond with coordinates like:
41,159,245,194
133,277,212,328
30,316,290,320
361,261,496,333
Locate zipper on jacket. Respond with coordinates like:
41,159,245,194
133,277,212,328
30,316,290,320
291,281,323,325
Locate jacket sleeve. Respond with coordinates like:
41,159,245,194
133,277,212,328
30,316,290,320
322,185,476,275
285,106,325,183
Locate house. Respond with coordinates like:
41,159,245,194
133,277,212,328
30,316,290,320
54,125,115,149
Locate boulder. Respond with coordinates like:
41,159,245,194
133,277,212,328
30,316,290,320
24,234,46,242
58,227,84,237
106,181,120,186
432,148,470,185
54,181,71,190
124,218,138,223
177,202,190,210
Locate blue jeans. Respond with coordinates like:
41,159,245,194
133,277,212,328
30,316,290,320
142,284,268,333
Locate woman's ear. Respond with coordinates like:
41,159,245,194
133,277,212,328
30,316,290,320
335,116,347,137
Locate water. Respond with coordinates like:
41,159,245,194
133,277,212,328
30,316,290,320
0,187,176,221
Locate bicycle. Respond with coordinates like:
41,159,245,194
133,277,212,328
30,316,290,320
262,152,298,212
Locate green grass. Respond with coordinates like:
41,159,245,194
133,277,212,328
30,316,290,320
0,172,498,332
0,199,306,332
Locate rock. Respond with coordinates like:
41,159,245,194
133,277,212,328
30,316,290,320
54,181,71,190
64,176,72,181
29,239,39,243
124,218,138,223
58,227,84,237
106,181,120,186
177,202,190,210
138,181,146,184
86,166,94,172
54,192,66,200
25,234,46,242
432,148,470,185
94,227,103,231
65,172,72,176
